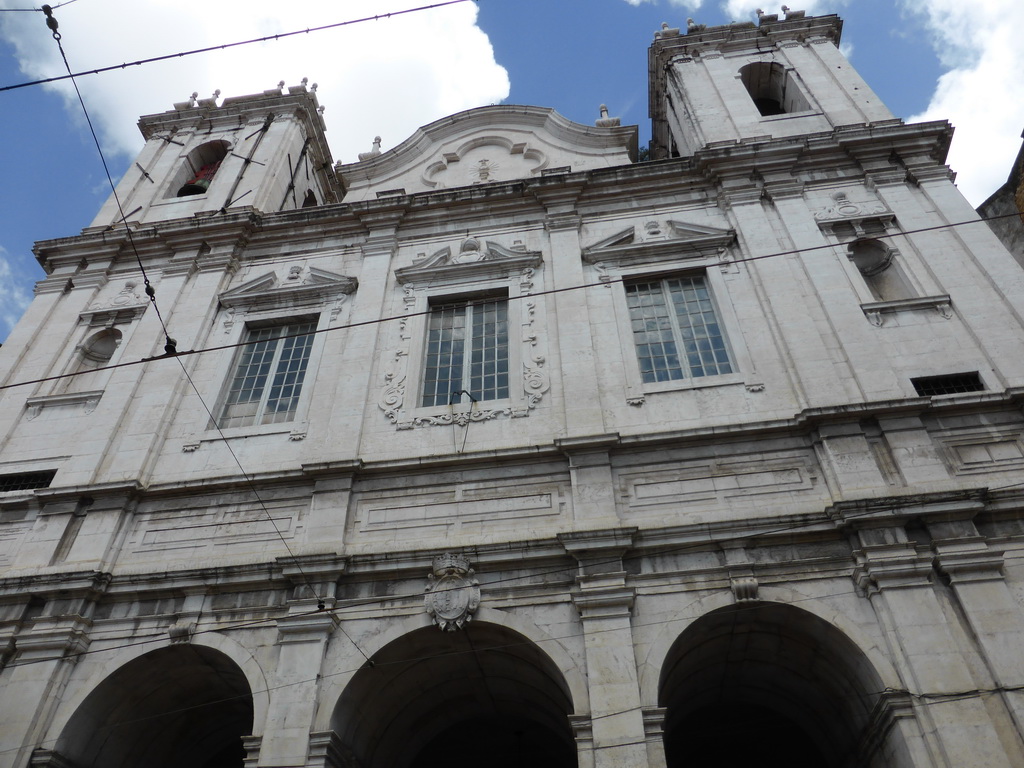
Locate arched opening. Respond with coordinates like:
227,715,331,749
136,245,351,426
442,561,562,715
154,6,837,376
849,238,914,301
63,327,121,393
739,62,810,116
659,603,900,768
332,623,577,768
172,140,230,197
53,645,253,768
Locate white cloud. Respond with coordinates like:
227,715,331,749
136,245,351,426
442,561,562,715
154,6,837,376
0,247,33,342
901,0,1024,205
0,0,510,164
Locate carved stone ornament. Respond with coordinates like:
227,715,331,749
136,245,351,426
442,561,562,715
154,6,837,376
425,553,481,632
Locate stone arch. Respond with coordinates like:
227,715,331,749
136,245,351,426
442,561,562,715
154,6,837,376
329,619,578,768
316,606,588,731
49,643,255,768
638,588,905,707
657,601,915,768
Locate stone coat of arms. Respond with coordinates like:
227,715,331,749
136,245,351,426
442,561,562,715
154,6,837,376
425,553,481,631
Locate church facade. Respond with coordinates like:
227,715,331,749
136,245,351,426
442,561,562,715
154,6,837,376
2,11,1024,768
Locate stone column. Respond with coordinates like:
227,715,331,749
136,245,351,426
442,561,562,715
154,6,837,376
930,517,1024,745
0,616,91,768
561,529,653,768
852,520,1019,767
259,606,338,768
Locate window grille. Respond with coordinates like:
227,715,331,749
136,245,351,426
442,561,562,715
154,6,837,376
421,298,509,407
911,372,985,397
219,321,316,428
0,470,57,493
626,275,733,383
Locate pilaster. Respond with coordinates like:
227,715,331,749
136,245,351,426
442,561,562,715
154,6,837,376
562,529,647,768
930,517,1024,746
850,520,1019,767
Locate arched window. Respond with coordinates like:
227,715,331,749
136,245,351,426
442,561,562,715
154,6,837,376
64,328,121,392
172,140,230,197
848,238,914,302
739,61,810,116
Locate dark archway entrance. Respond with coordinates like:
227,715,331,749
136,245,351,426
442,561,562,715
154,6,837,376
659,603,889,768
54,645,253,768
332,623,577,768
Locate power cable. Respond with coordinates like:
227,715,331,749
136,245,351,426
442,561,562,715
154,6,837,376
0,0,77,11
0,0,478,93
36,3,338,612
3,209,1023,394
39,5,177,357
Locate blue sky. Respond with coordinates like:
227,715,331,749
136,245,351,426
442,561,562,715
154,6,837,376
1,0,1022,342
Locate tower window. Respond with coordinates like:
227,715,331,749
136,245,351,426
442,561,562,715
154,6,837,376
739,62,810,116
172,140,230,198
64,327,122,393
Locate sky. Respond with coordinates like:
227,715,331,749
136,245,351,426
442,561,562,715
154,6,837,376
1,0,1022,342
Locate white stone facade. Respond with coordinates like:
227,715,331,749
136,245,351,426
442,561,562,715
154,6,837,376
2,12,1024,768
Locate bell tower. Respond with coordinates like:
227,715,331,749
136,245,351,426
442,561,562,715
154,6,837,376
648,11,895,158
90,82,340,228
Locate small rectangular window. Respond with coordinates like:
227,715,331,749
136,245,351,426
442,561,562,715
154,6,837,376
626,275,733,384
421,297,509,407
0,470,57,492
911,372,985,397
218,321,317,428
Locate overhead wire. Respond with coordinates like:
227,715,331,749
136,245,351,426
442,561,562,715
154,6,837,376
3,210,1023,395
36,3,331,610
0,0,478,93
2,1,1023,754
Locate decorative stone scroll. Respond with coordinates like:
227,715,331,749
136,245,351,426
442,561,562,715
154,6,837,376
425,553,480,631
379,238,549,429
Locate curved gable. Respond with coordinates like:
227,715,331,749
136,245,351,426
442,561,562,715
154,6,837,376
337,105,637,202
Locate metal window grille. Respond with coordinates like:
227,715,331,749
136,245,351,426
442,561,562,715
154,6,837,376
421,298,509,407
626,275,733,384
219,321,316,428
0,470,57,493
911,372,985,397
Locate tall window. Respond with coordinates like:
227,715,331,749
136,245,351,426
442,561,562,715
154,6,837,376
219,321,316,428
626,275,733,383
421,298,509,407
739,62,810,116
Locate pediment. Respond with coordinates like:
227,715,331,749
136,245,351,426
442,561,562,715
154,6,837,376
337,105,637,203
219,268,357,312
583,219,736,267
396,237,542,285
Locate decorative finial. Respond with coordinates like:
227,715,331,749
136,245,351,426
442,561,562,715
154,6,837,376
687,17,697,31
781,5,790,12
277,80,285,91
595,104,620,128
190,91,198,106
213,89,221,100
311,82,318,92
317,105,326,116
358,136,382,162
301,77,308,87
655,20,679,38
